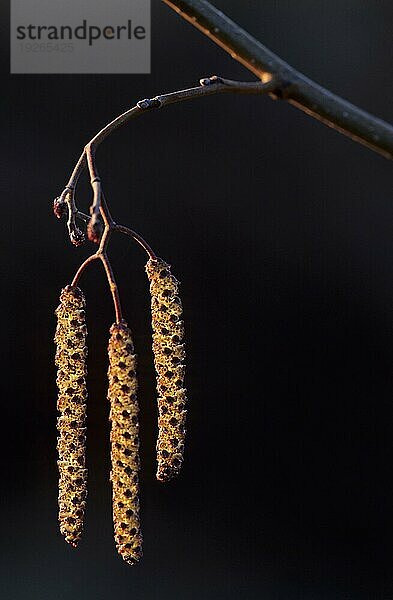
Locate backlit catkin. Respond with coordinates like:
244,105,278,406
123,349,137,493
108,323,142,565
145,258,187,482
55,285,88,547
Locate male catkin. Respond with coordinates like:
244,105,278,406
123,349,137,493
145,258,187,482
108,323,142,565
55,285,88,547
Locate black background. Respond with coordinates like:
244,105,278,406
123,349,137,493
2,1,393,598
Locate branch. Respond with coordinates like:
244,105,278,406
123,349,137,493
162,0,393,160
55,76,276,320
63,76,276,198
55,76,275,244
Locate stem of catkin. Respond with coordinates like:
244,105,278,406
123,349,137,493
55,285,88,547
108,323,142,565
145,258,187,482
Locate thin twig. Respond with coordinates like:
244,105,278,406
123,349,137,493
163,0,393,159
115,225,156,260
71,251,123,324
69,190,154,323
55,75,289,322
63,76,276,198
73,208,157,260
99,252,123,324
71,254,99,287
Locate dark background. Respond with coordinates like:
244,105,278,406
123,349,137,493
1,1,393,598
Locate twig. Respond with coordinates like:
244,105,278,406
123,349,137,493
54,76,276,323
70,191,125,322
72,209,156,260
64,76,276,200
115,225,156,260
71,254,99,287
162,0,393,159
99,252,123,324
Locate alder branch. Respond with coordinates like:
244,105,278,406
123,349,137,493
163,0,393,160
54,75,276,246
55,77,275,320
62,76,275,205
54,5,393,320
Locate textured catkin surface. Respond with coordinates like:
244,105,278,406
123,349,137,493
145,258,187,482
55,285,88,547
108,323,142,565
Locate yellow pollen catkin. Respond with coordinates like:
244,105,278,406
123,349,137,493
55,285,88,547
108,323,142,565
145,258,187,482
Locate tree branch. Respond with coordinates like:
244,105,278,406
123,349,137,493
56,76,276,320
162,0,393,159
63,76,276,201
55,76,275,246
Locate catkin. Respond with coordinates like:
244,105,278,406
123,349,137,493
55,285,88,547
108,323,142,565
145,258,187,482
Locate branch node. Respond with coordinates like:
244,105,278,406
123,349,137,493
53,196,67,219
199,75,223,86
163,0,393,159
137,98,162,110
268,79,293,101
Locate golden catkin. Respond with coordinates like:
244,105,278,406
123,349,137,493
108,323,142,565
145,258,187,482
55,285,88,547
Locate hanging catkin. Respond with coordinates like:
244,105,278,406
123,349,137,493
55,285,88,547
145,258,187,482
108,323,142,565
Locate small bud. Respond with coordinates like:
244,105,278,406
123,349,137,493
53,196,67,219
137,98,161,110
87,214,103,244
70,228,86,247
